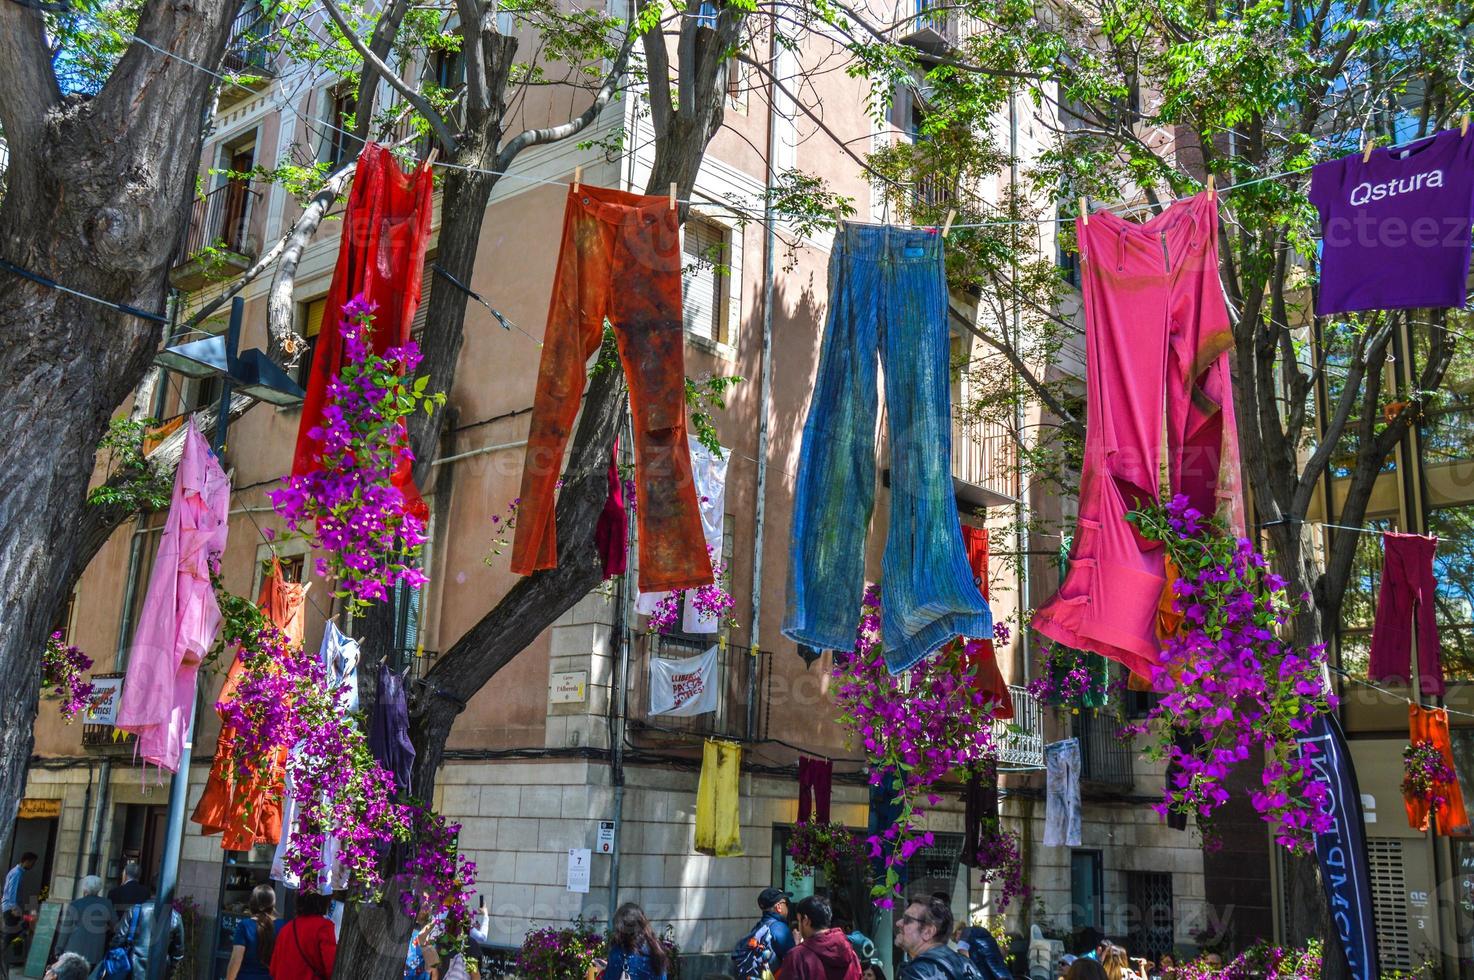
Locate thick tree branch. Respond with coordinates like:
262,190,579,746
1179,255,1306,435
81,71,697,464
265,161,359,362
456,0,490,117
0,4,60,155
321,0,459,153
641,0,674,136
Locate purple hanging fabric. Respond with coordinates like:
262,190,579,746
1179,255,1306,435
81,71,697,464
369,661,416,793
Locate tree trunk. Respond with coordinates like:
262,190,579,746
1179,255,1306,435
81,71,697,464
330,88,729,968
0,0,242,831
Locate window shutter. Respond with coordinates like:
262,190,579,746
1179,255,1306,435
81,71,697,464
304,297,326,339
411,260,434,341
682,221,725,343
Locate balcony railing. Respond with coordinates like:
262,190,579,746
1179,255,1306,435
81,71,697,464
952,415,1016,506
628,632,770,742
177,182,261,264
1073,707,1135,788
994,684,1044,769
902,0,976,54
221,4,277,76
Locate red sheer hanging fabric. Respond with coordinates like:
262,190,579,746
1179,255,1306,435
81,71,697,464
291,143,435,520
959,525,1013,719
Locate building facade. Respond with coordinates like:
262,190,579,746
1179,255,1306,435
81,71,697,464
8,6,1236,979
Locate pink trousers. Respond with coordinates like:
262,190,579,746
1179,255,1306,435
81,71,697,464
1033,193,1244,679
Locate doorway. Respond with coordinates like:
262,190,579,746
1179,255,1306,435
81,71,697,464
110,804,168,893
217,140,257,254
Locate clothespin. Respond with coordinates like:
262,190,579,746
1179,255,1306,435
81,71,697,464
719,635,728,654
1206,173,1215,199
941,208,957,238
425,147,439,169
1462,113,1470,138
1362,138,1374,164
415,640,425,659
669,183,677,211
573,165,582,191
1079,196,1089,226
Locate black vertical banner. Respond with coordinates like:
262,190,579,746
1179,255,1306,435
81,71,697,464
1298,710,1380,980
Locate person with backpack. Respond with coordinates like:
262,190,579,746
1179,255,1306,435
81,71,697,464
732,888,795,980
96,898,184,980
894,897,980,980
270,892,337,980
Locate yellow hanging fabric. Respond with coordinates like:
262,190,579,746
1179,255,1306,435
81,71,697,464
695,738,743,856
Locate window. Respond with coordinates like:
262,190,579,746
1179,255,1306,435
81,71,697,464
320,85,358,167
1124,871,1174,958
390,507,434,670
1429,504,1474,678
296,296,326,387
185,373,224,415
682,219,730,345
411,257,435,341
1070,850,1103,931
52,587,79,644
431,48,466,89
692,1,718,28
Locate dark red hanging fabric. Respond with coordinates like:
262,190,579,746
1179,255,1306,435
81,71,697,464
596,436,628,579
797,756,833,824
959,525,1013,719
291,143,435,520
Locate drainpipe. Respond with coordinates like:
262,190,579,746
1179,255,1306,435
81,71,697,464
747,9,781,739
73,762,93,895
607,412,635,919
1008,84,1031,682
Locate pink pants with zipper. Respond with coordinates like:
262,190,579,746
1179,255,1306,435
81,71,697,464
1033,192,1244,679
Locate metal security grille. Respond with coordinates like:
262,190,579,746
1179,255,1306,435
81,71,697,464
1367,837,1412,971
1125,871,1174,959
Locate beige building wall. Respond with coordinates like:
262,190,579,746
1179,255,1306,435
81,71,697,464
17,17,1225,977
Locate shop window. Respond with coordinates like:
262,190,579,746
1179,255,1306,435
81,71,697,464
1429,504,1474,678
682,219,731,346
1336,515,1399,678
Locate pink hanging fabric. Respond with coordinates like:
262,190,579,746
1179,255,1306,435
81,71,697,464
115,422,231,773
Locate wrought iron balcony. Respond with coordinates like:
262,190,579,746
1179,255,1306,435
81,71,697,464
994,684,1045,769
952,415,1017,508
170,181,262,289
1073,707,1136,789
628,632,770,742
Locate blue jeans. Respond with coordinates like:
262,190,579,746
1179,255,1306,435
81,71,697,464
783,223,991,672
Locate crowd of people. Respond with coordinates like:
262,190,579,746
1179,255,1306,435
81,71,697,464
17,853,1216,980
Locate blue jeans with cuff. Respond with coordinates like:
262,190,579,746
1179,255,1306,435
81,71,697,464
783,222,991,672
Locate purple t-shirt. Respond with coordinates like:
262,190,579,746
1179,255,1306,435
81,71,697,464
1310,128,1474,316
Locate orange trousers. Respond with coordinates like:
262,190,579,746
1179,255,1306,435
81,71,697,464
1405,704,1472,836
192,562,307,850
511,186,711,593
